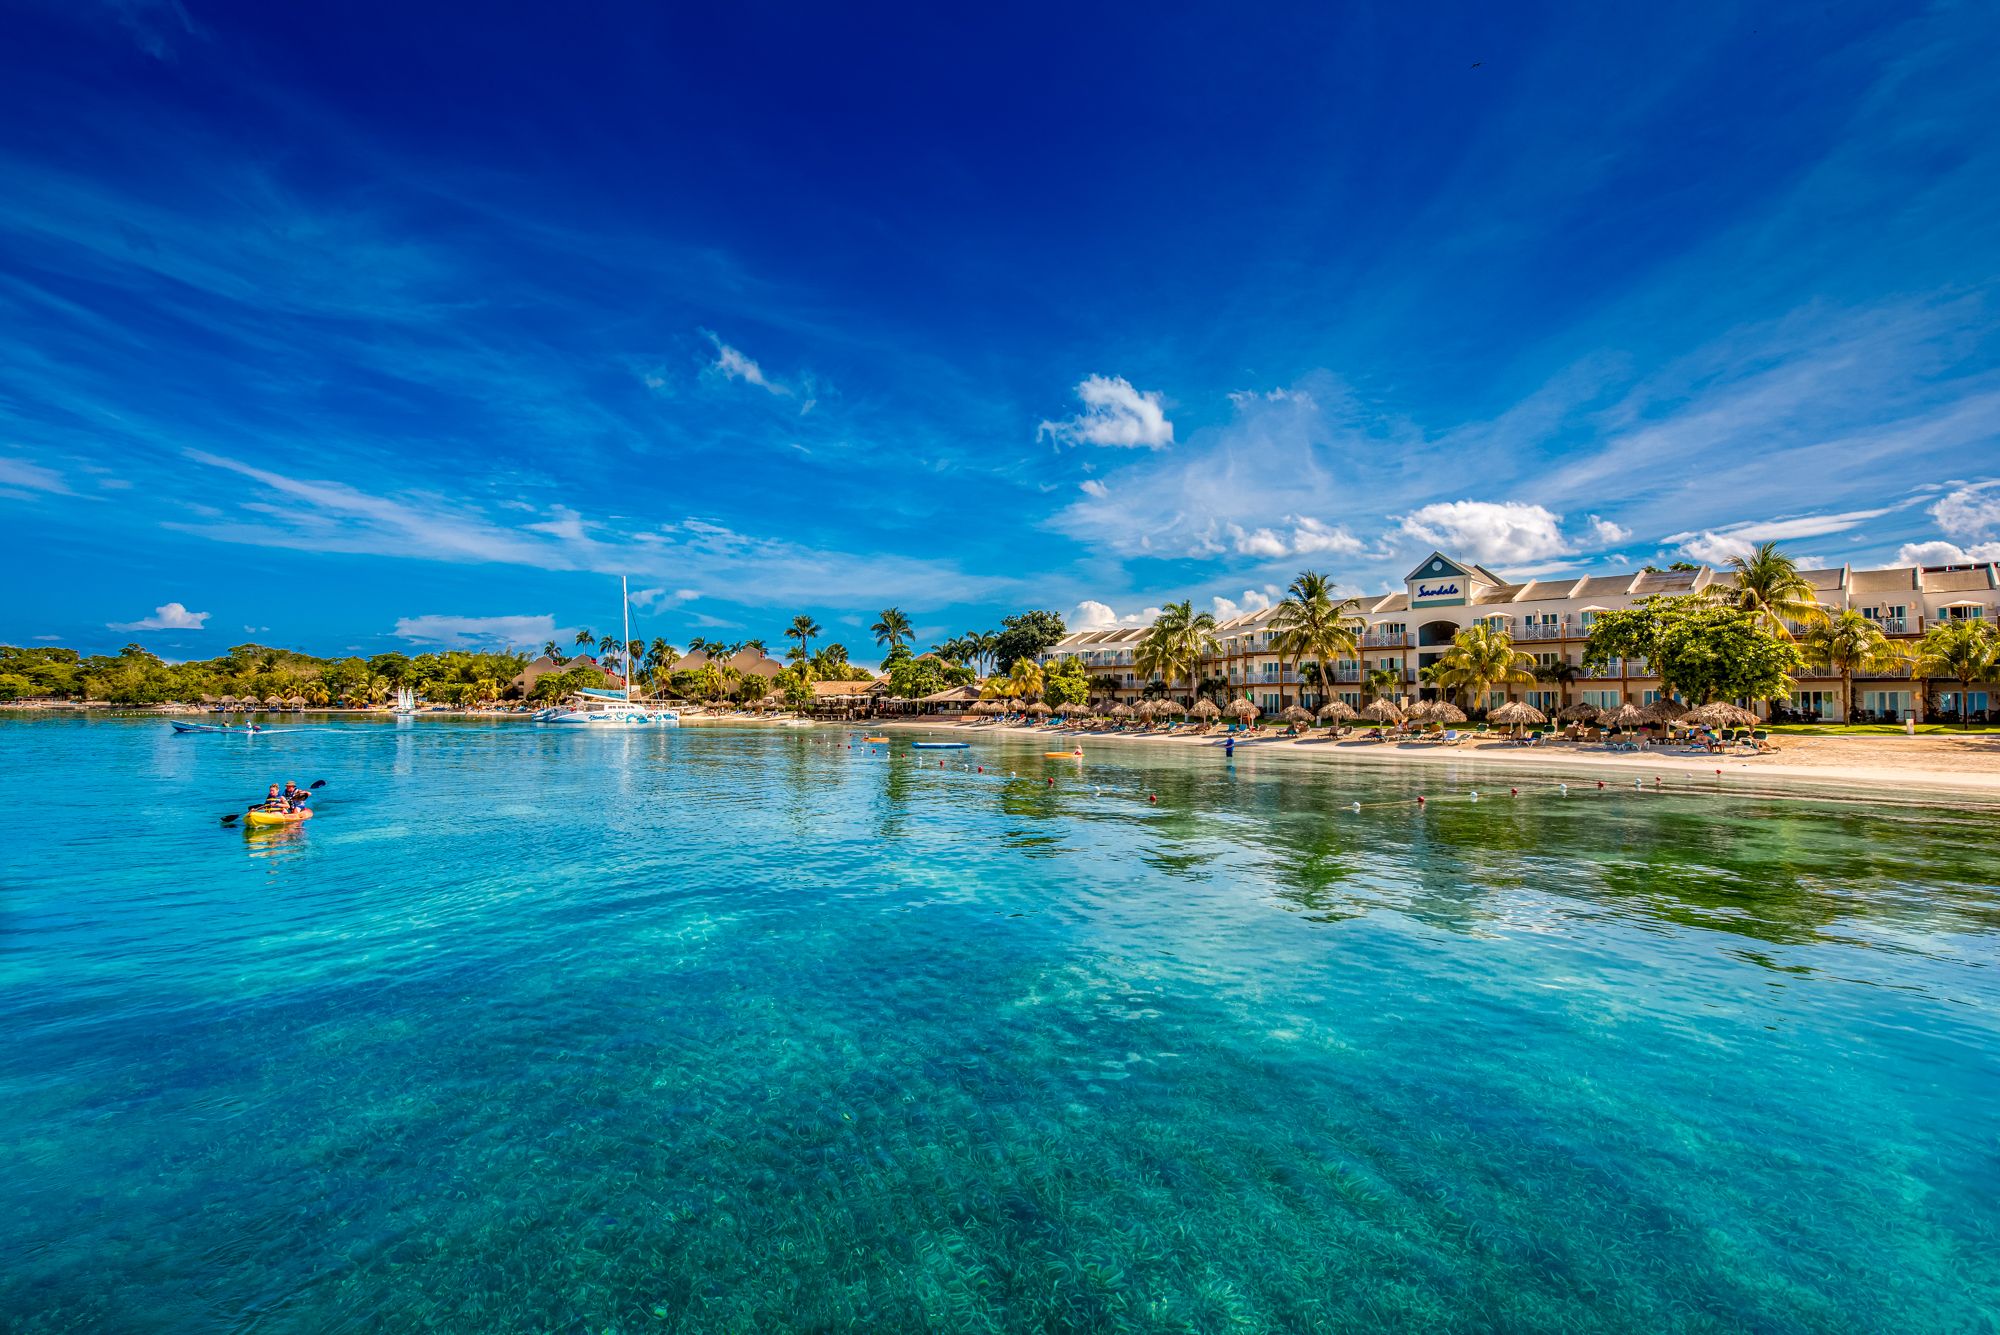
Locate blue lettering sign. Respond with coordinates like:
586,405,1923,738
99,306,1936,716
1416,582,1460,599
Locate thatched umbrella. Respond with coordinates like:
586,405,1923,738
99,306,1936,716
1109,702,1133,719
1684,701,1758,729
1404,699,1440,722
1280,705,1314,725
199,694,220,706
1602,702,1652,730
1428,702,1468,725
1190,698,1222,720
1644,697,1689,723
1488,700,1547,727
1363,699,1405,724
1225,698,1259,722
219,694,238,709
261,694,283,709
1317,700,1356,722
972,699,1003,716
1027,701,1052,717
1557,701,1601,724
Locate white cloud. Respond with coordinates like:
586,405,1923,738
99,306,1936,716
1897,539,2000,565
630,586,699,610
1071,599,1160,630
1210,585,1279,620
1931,481,2000,539
1585,515,1630,545
1039,375,1173,449
1288,516,1365,555
109,601,208,631
1676,531,1755,565
392,614,569,651
1397,501,1571,566
1079,479,1109,498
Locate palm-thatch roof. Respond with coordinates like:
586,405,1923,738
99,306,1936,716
1190,698,1222,719
1109,702,1133,718
1363,699,1404,723
1404,699,1442,722
1602,702,1652,729
218,694,239,705
1684,701,1759,728
1428,702,1468,725
1644,697,1689,722
284,694,306,708
1225,698,1259,719
1027,701,1052,716
1487,700,1547,726
1280,705,1314,724
972,699,1005,716
1316,700,1357,721
1557,702,1602,722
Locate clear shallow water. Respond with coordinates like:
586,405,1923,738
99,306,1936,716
2,718,1996,1334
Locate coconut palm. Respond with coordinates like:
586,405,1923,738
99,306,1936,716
1136,601,1221,704
597,634,621,665
1429,624,1536,710
872,608,913,653
1533,657,1580,712
1267,570,1364,710
1007,657,1044,702
1911,619,1997,727
785,615,821,662
1725,542,1825,638
1365,665,1402,703
1801,609,1908,722
574,628,596,648
741,638,769,658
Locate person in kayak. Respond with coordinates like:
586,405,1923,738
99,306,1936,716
251,783,287,813
282,781,309,810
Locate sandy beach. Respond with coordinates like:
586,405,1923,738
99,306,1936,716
874,716,2000,798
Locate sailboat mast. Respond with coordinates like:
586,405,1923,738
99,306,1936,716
622,575,633,704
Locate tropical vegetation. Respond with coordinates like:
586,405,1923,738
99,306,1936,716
1799,610,1909,724
1583,595,1803,705
1721,541,1826,638
1424,624,1537,708
1911,619,1999,726
1266,570,1362,709
1135,601,1220,704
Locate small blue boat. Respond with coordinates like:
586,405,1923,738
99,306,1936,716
912,741,970,750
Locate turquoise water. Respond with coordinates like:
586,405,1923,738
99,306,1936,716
2,718,1996,1333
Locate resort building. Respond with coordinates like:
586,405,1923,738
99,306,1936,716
1046,551,2000,723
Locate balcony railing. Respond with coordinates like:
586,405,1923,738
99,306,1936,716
1582,661,1622,679
1517,623,1570,641
1867,617,1910,635
1361,630,1408,647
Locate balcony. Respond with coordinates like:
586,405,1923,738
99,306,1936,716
1582,661,1622,680
1859,663,1914,679
1625,658,1650,677
1517,623,1570,641
1361,629,1408,648
1867,617,1910,635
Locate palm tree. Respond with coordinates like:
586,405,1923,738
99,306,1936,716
1365,665,1402,703
1137,601,1221,704
574,628,595,649
1726,542,1825,638
597,634,621,665
1429,624,1537,711
542,640,561,661
1802,609,1908,723
1267,570,1363,710
741,638,769,658
685,636,710,659
1007,657,1044,702
872,608,913,654
1911,619,1997,727
1533,658,1581,713
785,615,821,663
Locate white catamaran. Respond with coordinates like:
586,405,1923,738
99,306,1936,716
533,577,679,728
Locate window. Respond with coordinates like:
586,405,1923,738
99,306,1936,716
1260,692,1280,713
1340,691,1361,707
1581,689,1620,709
1862,690,1912,720
1941,604,1986,621
1526,690,1557,711
1262,662,1280,682
1791,690,1831,719
1937,691,1990,716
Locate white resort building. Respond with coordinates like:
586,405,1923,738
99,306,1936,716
1045,551,2000,723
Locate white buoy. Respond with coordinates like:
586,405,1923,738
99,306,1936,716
1559,784,1569,795
1469,790,1479,802
1351,801,1361,811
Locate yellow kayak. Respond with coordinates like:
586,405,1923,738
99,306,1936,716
243,807,312,827
863,736,890,743
1045,751,1083,759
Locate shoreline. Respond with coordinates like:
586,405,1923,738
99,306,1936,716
867,716,2000,799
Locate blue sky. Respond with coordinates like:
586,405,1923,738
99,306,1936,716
5,2,2000,662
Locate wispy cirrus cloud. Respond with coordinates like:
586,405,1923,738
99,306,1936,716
391,613,573,650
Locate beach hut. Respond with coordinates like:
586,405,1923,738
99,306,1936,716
219,694,239,712
284,694,307,712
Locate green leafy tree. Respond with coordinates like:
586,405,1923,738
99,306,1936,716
1043,655,1092,708
1584,595,1802,706
992,612,1066,673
